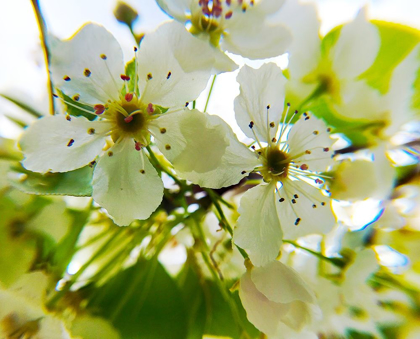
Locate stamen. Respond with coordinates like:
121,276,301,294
134,47,139,95
125,93,133,102
135,142,142,151
94,104,105,115
124,115,134,123
147,103,154,114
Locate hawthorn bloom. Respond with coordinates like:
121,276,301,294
20,21,255,226
239,261,318,338
233,64,336,266
156,0,292,62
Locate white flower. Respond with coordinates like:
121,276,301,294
0,272,74,339
285,7,383,122
238,260,318,338
232,63,336,266
156,0,292,63
20,21,255,225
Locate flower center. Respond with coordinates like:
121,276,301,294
259,146,290,182
107,96,153,145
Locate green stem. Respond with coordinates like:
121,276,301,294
283,240,346,268
31,0,55,115
204,188,233,236
204,75,217,112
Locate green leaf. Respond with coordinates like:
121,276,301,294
0,93,44,118
124,58,137,95
9,164,94,197
0,137,22,161
176,258,259,339
87,258,189,339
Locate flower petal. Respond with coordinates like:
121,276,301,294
234,183,283,267
155,0,191,22
150,109,259,188
137,21,216,107
286,113,334,172
277,180,335,240
331,8,380,79
20,115,110,173
235,64,287,142
49,23,124,104
222,7,291,59
276,0,321,80
251,261,316,304
92,139,163,226
239,271,291,336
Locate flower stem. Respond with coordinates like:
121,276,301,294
204,75,217,112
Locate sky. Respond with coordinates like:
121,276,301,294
0,0,419,138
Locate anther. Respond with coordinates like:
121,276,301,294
65,115,71,121
165,144,171,150
84,69,91,77
323,147,329,152
267,105,270,109
63,76,71,81
167,71,172,79
73,95,80,101
305,116,310,120
272,137,276,142
249,121,254,129
67,139,75,147
295,218,301,226
94,104,105,115
303,112,308,117
279,198,285,202
225,11,233,19
294,194,298,199
147,103,154,114
87,128,95,135
327,128,331,132
270,122,275,128
89,160,96,167
300,164,309,170
185,102,189,107
305,150,311,154
125,93,133,102
313,131,319,135
124,115,134,123
100,54,107,60
140,169,145,174
291,199,296,204
135,142,142,151
241,170,246,174
315,179,323,184
108,151,113,157
121,74,131,81
147,73,153,80
53,94,58,98
134,46,138,52
287,103,291,107
294,110,298,114
321,202,326,206
160,128,166,134
251,145,256,150
312,204,317,208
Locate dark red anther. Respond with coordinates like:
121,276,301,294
225,10,233,19
226,0,231,5
124,115,134,123
125,93,134,102
300,164,308,170
315,178,324,184
147,103,154,114
121,74,131,81
135,142,142,151
94,104,105,115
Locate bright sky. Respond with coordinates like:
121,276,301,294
0,0,419,138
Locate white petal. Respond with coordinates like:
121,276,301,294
251,261,316,305
150,109,259,188
331,153,395,201
331,8,380,79
137,21,215,107
234,183,283,267
235,64,287,142
385,45,420,136
278,180,335,240
222,17,291,60
50,23,124,104
333,80,384,123
92,139,163,226
239,271,290,336
287,113,334,172
280,301,313,331
155,0,191,22
20,115,110,173
257,0,286,13
275,322,318,339
343,248,379,287
274,0,321,80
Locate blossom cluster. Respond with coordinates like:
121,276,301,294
0,0,419,338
